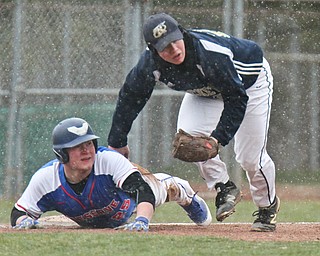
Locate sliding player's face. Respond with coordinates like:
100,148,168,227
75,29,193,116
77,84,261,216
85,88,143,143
66,140,95,173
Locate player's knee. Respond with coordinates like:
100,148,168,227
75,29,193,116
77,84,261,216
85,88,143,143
237,156,260,172
240,162,258,172
236,150,274,173
236,151,259,170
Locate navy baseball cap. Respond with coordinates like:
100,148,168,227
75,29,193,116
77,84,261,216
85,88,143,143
143,13,183,52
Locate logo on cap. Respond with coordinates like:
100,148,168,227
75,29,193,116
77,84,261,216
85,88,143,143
153,21,167,38
67,122,89,136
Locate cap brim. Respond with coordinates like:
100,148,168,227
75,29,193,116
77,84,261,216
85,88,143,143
153,29,183,52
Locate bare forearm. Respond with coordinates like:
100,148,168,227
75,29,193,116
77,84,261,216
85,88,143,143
136,202,154,221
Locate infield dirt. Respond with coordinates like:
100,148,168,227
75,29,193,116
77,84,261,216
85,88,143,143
1,184,319,242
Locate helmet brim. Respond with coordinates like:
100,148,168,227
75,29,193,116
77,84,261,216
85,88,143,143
55,134,100,149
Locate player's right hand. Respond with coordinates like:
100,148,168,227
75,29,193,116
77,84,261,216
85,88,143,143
13,216,40,229
108,145,130,159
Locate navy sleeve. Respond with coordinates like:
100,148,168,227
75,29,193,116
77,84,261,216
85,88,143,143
211,89,248,146
204,53,249,146
108,51,156,148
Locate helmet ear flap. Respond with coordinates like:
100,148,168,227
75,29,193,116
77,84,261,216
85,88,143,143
53,148,69,163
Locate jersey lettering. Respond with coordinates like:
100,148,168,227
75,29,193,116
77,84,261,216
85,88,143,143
186,86,220,97
110,199,120,208
69,199,121,222
111,211,126,220
120,199,131,211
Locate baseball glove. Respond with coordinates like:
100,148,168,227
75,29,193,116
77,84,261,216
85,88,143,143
172,129,219,162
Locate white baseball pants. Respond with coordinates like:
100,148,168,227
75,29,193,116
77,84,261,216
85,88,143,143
143,172,197,207
177,58,276,208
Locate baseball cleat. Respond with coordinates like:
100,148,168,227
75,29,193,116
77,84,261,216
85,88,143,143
251,196,280,232
215,181,241,222
181,194,212,226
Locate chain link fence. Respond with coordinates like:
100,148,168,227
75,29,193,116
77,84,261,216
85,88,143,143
0,0,319,198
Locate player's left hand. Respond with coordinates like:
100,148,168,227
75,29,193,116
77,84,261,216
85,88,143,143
114,216,149,232
108,145,130,159
13,216,40,229
172,129,220,162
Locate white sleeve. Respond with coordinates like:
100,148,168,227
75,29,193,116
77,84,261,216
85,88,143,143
94,150,139,188
15,164,60,218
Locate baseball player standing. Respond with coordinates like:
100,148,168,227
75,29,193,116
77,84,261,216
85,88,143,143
11,117,212,230
108,13,280,232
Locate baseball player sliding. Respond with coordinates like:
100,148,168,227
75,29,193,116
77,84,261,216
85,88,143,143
11,117,212,230
107,13,280,231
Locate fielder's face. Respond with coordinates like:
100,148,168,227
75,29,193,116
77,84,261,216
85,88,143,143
158,39,185,65
66,140,95,173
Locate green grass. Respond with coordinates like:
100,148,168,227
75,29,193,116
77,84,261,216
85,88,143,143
276,170,320,185
0,200,14,225
1,232,319,256
1,198,320,256
151,200,320,224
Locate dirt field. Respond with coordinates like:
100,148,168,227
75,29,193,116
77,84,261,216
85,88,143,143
1,184,320,242
1,219,320,242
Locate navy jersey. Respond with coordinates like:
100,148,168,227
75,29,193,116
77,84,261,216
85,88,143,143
15,147,137,228
108,29,264,147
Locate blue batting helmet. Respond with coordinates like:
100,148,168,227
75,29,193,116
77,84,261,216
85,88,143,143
52,117,99,163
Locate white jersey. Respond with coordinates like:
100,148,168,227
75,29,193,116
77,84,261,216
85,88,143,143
15,147,138,228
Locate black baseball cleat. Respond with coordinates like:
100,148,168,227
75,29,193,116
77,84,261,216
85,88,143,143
251,196,280,232
215,181,241,222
